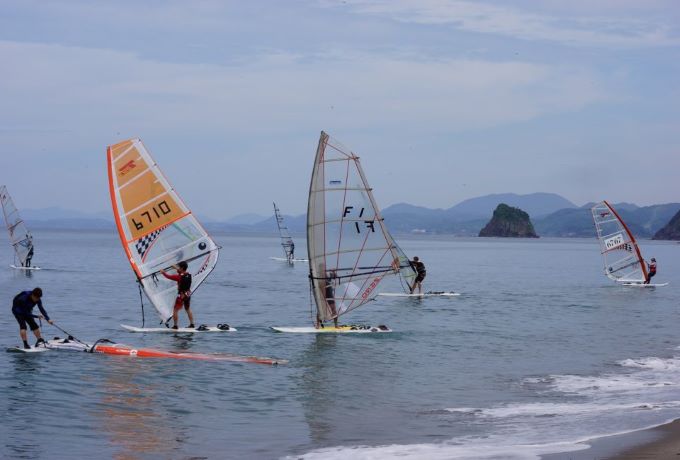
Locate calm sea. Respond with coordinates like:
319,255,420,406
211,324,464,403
1,230,679,459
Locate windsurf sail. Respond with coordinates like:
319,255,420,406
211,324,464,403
107,138,220,323
0,185,34,267
591,200,647,283
273,202,295,262
307,131,410,324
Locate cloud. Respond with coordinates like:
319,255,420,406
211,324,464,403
327,0,680,47
0,40,608,139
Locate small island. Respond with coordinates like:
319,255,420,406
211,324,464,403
479,203,539,238
653,210,680,240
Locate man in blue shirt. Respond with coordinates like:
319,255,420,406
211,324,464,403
12,287,52,349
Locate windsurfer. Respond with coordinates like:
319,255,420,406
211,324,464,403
25,239,34,267
409,257,426,293
11,287,52,349
644,258,657,284
317,269,339,328
160,261,195,329
289,241,295,260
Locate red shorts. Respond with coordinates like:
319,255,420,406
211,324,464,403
173,292,191,311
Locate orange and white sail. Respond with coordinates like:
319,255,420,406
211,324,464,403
591,200,647,283
107,138,219,322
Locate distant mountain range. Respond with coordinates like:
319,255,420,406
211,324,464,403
15,193,680,239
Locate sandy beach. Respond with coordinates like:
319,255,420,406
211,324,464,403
544,419,680,460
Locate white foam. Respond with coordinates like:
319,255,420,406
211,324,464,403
292,349,680,460
286,439,589,460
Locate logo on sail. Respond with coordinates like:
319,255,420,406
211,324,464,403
119,160,137,176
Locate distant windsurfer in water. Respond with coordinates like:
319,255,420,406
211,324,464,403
160,261,194,329
289,241,295,261
409,257,426,294
316,269,339,328
25,243,34,268
11,287,52,349
644,258,657,284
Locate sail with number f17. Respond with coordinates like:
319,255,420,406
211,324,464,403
0,185,35,268
107,139,219,323
307,131,408,326
591,201,647,284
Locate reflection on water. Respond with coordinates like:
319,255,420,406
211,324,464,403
94,360,180,460
298,335,339,445
5,355,45,459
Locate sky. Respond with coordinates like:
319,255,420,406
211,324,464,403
1,0,679,220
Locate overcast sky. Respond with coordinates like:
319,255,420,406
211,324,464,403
1,0,679,219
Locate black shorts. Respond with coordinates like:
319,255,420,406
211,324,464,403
415,272,426,283
13,313,39,331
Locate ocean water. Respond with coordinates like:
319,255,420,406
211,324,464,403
1,230,679,460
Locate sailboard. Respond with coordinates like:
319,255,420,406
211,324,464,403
272,202,307,263
120,323,236,333
0,185,38,269
591,201,666,287
9,337,285,364
107,138,226,328
273,131,411,333
378,291,461,298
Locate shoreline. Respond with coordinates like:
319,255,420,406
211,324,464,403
543,419,680,460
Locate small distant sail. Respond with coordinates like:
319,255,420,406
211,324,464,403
591,201,647,283
307,131,408,323
273,202,295,262
107,139,219,322
0,186,34,267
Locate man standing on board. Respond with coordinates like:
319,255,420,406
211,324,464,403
316,269,339,328
11,287,52,349
160,261,195,329
409,256,427,294
644,258,657,284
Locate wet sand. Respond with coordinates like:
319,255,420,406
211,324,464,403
543,419,680,460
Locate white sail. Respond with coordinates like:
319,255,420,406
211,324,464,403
393,240,417,293
107,138,219,322
0,186,34,267
591,201,647,283
307,131,408,323
273,202,295,261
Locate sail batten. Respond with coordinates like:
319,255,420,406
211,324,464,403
306,131,410,324
591,200,647,283
107,138,219,322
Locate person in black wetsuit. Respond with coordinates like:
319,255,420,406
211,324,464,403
289,241,295,261
11,287,52,349
409,256,427,294
25,244,34,268
316,269,339,328
160,261,194,329
644,257,657,284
